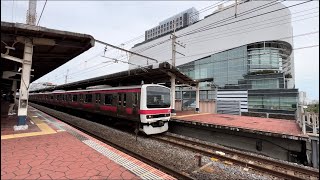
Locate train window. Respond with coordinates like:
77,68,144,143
79,94,83,102
133,92,138,105
72,95,78,102
118,94,122,106
68,94,71,101
51,95,53,99
95,94,101,104
123,93,126,107
85,94,92,103
105,94,112,105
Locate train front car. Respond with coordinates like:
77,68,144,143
140,84,171,135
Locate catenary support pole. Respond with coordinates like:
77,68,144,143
170,74,176,115
15,0,36,130
196,82,200,113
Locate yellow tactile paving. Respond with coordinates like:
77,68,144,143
1,115,57,140
173,113,211,118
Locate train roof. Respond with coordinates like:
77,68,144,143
30,84,168,94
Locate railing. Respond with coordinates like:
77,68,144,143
296,108,319,135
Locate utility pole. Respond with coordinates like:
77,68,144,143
170,22,186,115
26,0,37,25
235,0,238,18
65,69,69,84
171,22,186,67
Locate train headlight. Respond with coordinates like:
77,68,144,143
159,121,164,126
147,115,152,119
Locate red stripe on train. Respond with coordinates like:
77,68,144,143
100,105,117,112
53,89,141,94
139,109,171,114
126,108,133,114
83,104,94,109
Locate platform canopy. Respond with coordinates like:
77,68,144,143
1,21,95,93
30,62,199,92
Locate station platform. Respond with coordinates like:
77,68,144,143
172,111,308,140
1,107,174,180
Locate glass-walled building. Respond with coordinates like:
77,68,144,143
177,41,292,90
129,1,297,116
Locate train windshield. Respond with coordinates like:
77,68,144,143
146,86,170,108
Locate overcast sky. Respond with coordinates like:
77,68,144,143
1,1,319,101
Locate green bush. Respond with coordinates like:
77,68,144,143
306,103,319,113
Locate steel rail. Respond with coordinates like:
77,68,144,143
153,134,319,180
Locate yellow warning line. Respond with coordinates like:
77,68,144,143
1,115,57,140
173,113,211,118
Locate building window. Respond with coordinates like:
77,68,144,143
180,17,182,20
180,22,182,25
175,91,182,99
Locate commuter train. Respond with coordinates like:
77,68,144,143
29,84,171,135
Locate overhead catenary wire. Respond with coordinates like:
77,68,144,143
181,8,319,44
54,28,319,83
177,0,283,38
178,0,313,38
128,11,318,64
51,9,315,83
37,0,48,26
39,1,317,84
39,1,259,83
130,1,314,58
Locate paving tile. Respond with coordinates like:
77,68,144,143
47,171,66,179
121,171,137,179
85,169,100,177
65,169,87,179
54,166,70,173
2,166,19,173
1,172,16,179
24,173,41,179
12,167,30,176
175,112,305,137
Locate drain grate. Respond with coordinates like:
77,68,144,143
82,140,163,179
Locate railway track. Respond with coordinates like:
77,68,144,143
153,133,319,180
30,103,194,180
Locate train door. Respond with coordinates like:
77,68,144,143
132,92,140,120
94,93,101,112
117,93,126,117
